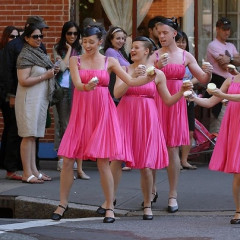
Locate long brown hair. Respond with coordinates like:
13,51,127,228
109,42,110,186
0,26,19,49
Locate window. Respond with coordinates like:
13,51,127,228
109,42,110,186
197,0,239,62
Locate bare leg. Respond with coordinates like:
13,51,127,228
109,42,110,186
181,131,196,169
111,160,123,196
232,173,240,219
77,159,83,172
100,160,122,208
76,159,90,179
21,137,41,182
167,147,180,209
53,158,75,215
152,170,157,201
30,138,39,176
97,158,114,218
140,168,153,216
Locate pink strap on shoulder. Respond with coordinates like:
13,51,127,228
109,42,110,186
104,57,108,70
182,50,186,65
155,51,159,61
77,56,80,69
154,51,160,68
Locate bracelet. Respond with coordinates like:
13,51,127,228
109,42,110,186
39,76,42,81
83,84,87,91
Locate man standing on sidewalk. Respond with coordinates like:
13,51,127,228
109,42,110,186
206,17,240,133
0,16,49,180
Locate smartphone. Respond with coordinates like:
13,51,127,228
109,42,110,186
89,77,99,84
54,60,61,67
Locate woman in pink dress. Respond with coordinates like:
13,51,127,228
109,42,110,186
51,26,155,223
149,17,212,213
98,36,192,220
190,72,240,224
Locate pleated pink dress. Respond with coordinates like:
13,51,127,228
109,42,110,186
154,51,190,147
117,78,169,169
58,56,123,161
209,78,240,173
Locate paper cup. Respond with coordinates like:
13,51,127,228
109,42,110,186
183,90,192,97
227,64,236,69
183,79,191,86
207,83,216,90
146,66,155,76
161,53,168,58
202,61,210,66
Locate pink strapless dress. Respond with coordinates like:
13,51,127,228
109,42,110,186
58,57,123,161
117,80,168,169
154,51,190,147
209,79,240,173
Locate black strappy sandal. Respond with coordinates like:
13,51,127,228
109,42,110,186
51,204,68,221
103,209,115,223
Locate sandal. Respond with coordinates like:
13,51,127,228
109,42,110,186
51,204,69,221
22,175,44,184
181,163,197,170
6,171,22,181
38,173,52,181
77,171,90,180
230,211,240,224
168,197,178,213
103,209,115,223
143,206,153,220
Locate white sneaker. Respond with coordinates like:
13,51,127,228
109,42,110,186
73,161,77,170
57,159,63,171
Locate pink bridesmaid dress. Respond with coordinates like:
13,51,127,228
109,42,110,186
117,79,169,169
154,51,190,147
209,78,240,173
58,56,123,161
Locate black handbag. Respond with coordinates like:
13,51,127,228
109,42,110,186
50,80,64,106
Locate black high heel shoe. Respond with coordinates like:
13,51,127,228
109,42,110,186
96,199,117,215
230,211,240,224
167,197,178,213
103,209,115,223
152,192,158,203
141,192,158,207
51,204,68,221
143,206,153,220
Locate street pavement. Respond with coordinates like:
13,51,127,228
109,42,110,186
0,157,239,239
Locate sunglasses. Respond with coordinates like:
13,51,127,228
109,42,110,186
9,35,19,39
31,34,44,40
66,31,78,36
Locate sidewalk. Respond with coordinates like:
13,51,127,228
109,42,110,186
0,159,234,219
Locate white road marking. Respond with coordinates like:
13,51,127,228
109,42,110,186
0,217,116,234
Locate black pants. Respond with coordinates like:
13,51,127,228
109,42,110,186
0,101,22,172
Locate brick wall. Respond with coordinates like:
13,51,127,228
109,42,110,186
143,0,184,27
0,0,70,143
148,0,184,19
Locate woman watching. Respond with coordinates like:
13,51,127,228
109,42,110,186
16,24,57,183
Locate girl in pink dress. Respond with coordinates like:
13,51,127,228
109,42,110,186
149,17,212,213
98,36,191,220
190,73,240,224
51,26,155,223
